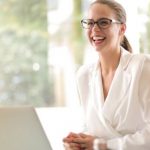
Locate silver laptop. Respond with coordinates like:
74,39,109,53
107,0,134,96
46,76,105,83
0,106,53,150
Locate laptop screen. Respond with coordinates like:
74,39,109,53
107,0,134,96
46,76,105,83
0,106,52,150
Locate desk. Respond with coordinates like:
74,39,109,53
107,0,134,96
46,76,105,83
36,107,83,150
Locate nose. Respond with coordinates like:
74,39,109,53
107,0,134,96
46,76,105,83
92,23,101,31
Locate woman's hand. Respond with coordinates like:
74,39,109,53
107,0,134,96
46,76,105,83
72,133,95,150
63,132,81,150
63,132,95,150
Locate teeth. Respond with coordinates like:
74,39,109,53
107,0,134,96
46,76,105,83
93,36,105,40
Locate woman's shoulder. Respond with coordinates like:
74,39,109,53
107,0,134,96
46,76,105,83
121,47,150,64
131,53,150,65
137,53,150,71
127,53,150,73
121,48,150,73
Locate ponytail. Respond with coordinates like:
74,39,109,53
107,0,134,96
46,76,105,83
121,35,132,53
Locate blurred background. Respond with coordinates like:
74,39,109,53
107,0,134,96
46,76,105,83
0,0,150,149
0,0,150,107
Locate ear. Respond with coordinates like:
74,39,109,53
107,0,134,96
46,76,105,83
119,23,126,35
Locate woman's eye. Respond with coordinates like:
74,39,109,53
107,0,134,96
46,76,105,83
100,20,109,26
87,22,93,25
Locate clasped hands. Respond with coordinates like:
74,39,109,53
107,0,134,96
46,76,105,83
63,132,107,150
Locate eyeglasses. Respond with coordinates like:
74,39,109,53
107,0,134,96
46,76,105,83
81,18,122,29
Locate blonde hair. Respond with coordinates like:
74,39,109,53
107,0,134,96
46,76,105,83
90,0,132,52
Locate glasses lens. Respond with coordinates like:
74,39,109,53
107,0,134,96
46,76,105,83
81,19,93,29
98,18,111,29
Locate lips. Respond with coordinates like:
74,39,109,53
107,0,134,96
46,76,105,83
92,36,105,44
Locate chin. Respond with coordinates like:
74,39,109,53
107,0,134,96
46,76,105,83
94,46,102,52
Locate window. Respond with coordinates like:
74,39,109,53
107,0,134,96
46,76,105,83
0,0,150,107
0,0,52,106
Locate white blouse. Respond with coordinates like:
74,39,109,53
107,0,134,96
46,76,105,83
76,48,150,150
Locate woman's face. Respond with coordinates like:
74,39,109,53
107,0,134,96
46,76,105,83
87,3,126,53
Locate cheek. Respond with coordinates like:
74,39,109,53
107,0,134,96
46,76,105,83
109,28,120,40
86,30,92,41
110,31,122,45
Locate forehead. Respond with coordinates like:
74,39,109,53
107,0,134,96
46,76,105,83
88,3,116,19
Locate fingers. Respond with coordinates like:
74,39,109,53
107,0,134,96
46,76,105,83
63,132,82,150
63,142,81,150
72,133,90,143
67,132,81,138
63,132,94,150
80,143,87,148
63,132,81,143
78,133,87,138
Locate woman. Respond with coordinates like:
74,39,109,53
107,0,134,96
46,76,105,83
63,0,150,150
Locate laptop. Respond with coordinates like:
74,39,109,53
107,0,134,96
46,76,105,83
0,106,53,150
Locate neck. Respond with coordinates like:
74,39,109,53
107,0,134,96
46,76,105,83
99,48,121,74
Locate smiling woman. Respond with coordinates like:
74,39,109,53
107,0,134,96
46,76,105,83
48,0,150,108
63,0,150,150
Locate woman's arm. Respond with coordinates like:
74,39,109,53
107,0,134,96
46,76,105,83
107,55,150,150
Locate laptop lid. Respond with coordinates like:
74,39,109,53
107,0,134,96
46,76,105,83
0,106,52,150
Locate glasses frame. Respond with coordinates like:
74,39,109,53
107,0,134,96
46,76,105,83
81,18,122,29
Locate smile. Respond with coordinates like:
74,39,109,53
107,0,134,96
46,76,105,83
92,36,106,44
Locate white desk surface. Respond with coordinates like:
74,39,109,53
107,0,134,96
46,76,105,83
36,107,83,150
